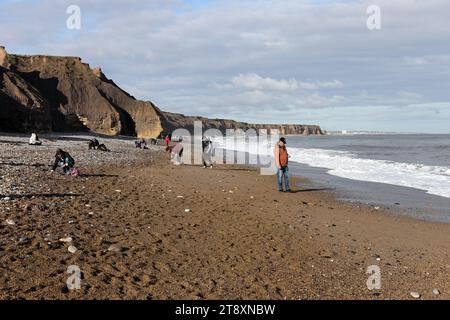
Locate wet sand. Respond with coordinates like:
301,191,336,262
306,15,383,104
1,134,450,300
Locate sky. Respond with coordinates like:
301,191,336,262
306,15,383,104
1,0,450,133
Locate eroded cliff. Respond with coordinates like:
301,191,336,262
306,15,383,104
0,47,323,137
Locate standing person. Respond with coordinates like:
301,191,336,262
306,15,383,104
274,137,291,192
51,149,75,175
202,136,214,169
164,133,172,146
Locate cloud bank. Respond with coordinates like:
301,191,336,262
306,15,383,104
1,0,450,132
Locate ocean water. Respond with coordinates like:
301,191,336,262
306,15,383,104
213,134,450,223
286,134,450,199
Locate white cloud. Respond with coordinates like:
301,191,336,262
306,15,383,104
1,0,450,132
229,73,343,91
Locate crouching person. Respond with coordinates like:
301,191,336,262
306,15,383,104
51,149,76,175
29,133,42,146
88,138,109,152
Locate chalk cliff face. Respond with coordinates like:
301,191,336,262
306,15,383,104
0,47,323,137
156,110,323,136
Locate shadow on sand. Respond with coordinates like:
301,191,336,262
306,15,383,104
79,173,119,178
0,162,47,167
181,164,257,171
288,188,334,193
1,193,84,199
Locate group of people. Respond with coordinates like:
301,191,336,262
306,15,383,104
28,131,291,192
50,138,111,176
164,135,214,168
26,134,111,176
163,134,291,192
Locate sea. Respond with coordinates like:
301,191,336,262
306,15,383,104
213,134,450,223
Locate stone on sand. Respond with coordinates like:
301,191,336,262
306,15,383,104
18,237,31,245
59,237,73,243
410,292,421,299
108,244,125,253
68,245,78,254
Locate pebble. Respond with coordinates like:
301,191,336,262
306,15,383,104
432,289,440,296
410,292,421,299
68,245,78,254
108,244,124,253
18,237,31,245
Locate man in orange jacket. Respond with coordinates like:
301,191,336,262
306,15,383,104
274,137,291,192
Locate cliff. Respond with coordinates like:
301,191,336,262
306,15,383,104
0,47,323,137
156,110,323,136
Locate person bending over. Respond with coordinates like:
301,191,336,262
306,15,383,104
166,143,184,166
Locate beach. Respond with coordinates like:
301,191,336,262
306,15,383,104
1,134,450,300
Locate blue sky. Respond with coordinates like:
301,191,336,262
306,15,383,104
1,0,450,133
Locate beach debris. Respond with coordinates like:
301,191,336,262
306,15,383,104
410,292,421,299
5,219,16,226
59,237,73,243
250,196,254,199
3,197,11,201
432,289,441,296
184,209,191,213
68,245,78,254
177,196,184,199
115,190,121,193
88,212,94,216
374,206,380,210
229,190,234,194
68,220,76,224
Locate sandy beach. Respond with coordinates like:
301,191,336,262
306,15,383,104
1,134,450,300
